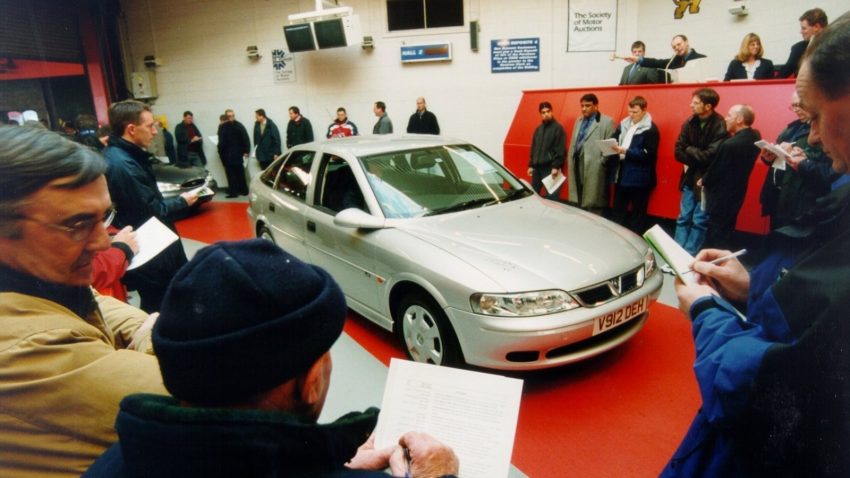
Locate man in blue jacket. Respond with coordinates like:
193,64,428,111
663,13,850,476
104,100,198,312
252,108,281,169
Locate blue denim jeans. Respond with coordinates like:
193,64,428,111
674,186,709,255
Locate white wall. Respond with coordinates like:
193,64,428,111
119,0,846,186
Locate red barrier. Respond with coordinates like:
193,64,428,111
504,80,797,234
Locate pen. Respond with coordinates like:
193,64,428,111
683,249,747,274
403,447,412,478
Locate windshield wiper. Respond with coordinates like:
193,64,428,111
425,197,496,216
501,188,531,202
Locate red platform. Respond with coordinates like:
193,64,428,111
504,80,797,234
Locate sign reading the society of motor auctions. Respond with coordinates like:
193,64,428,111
490,38,540,73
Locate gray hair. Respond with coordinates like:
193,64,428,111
0,126,106,238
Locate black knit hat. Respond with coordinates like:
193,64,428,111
152,239,346,405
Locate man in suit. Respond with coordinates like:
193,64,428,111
218,109,251,197
631,34,706,74
700,104,761,250
566,93,616,215
406,97,440,135
777,8,828,78
253,108,281,170
619,41,660,85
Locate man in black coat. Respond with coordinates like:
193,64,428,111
286,106,314,148
104,100,198,312
777,8,828,78
252,108,281,170
173,111,207,167
406,97,440,135
218,109,250,197
619,41,661,85
632,34,706,78
701,104,761,250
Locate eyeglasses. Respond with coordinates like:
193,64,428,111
789,103,802,111
17,206,116,242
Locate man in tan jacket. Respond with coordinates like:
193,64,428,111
0,125,166,477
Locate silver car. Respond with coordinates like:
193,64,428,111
248,135,662,371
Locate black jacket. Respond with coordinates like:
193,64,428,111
253,118,282,168
673,112,729,191
174,122,207,166
640,48,706,70
287,116,314,148
702,127,761,219
529,120,567,169
406,110,440,135
777,40,807,78
217,121,251,166
723,58,774,81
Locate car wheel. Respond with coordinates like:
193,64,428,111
258,225,275,243
396,292,462,367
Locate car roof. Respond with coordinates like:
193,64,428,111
305,134,465,157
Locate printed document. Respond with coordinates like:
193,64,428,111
754,139,790,170
596,138,619,156
542,171,566,195
127,217,179,270
373,358,523,478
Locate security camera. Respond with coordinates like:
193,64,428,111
728,4,748,16
246,45,261,59
143,55,160,68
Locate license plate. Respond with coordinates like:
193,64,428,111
592,296,648,335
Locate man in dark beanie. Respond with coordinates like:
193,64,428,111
85,239,459,478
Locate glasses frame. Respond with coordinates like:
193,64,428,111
17,206,116,242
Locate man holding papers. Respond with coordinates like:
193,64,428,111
86,240,459,478
527,101,567,199
663,15,850,477
610,96,659,233
104,100,198,312
566,93,615,214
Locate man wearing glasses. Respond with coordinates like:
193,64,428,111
0,125,167,477
104,100,198,312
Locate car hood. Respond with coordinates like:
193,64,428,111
395,196,646,292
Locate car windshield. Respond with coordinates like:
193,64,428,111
359,144,530,219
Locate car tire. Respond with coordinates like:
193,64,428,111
258,225,275,243
396,291,463,367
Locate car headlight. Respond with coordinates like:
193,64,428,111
470,290,579,316
644,248,657,278
157,181,182,193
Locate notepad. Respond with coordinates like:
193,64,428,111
643,224,696,284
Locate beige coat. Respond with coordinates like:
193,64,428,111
567,113,616,209
0,292,166,478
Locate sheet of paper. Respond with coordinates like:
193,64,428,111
541,171,565,194
374,359,523,478
643,224,696,284
127,217,179,271
596,138,619,156
187,178,213,196
754,140,789,170
208,135,219,146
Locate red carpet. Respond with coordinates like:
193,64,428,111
178,202,701,476
175,201,253,243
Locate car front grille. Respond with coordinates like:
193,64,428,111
572,266,644,308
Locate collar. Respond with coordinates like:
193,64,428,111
115,394,379,475
108,135,154,164
0,263,95,319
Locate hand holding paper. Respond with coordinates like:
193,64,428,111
127,217,179,271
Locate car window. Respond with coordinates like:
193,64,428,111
273,150,315,200
360,145,528,218
315,154,366,214
260,154,287,187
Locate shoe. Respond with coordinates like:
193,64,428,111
225,194,238,198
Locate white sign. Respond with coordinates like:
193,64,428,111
272,48,296,83
567,0,618,52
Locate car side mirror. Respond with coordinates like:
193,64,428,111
334,208,387,230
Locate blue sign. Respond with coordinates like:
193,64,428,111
490,38,540,73
400,43,452,63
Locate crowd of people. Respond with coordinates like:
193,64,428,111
0,5,847,478
617,8,829,85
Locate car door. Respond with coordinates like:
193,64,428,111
303,153,384,317
262,150,316,260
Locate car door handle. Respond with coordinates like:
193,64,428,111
307,221,316,233
269,203,275,212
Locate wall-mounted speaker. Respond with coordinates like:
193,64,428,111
470,20,479,51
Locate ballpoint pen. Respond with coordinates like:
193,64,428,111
683,248,747,275
404,447,412,478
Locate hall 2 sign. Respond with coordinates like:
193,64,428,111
567,0,617,52
400,43,452,63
